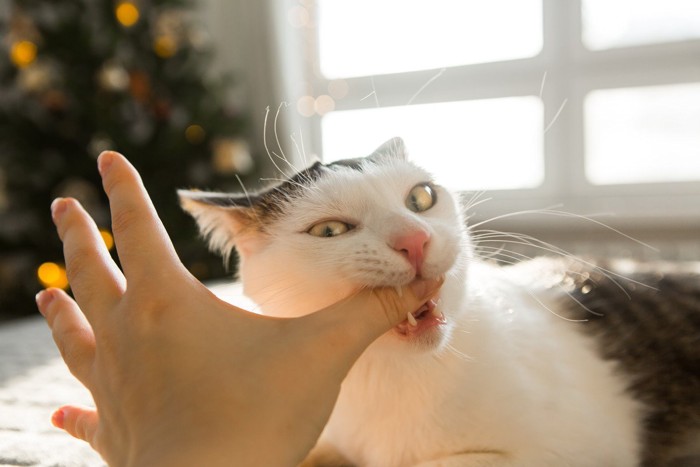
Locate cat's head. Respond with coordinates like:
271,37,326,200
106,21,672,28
179,138,469,350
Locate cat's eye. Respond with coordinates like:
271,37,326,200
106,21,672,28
406,184,436,213
308,220,353,238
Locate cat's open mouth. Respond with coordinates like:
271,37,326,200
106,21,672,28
395,298,445,336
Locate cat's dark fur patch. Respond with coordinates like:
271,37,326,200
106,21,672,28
181,157,369,228
547,259,700,466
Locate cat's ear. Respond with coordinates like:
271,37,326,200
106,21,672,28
368,137,407,162
178,190,266,259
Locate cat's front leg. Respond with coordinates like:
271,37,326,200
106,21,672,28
414,453,511,467
298,441,355,467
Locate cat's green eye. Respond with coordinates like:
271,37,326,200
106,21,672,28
406,184,436,213
308,220,353,238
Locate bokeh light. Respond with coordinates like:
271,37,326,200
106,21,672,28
154,36,177,58
99,228,115,250
314,94,335,115
116,2,140,28
297,95,316,117
185,124,206,144
37,262,69,290
10,40,37,68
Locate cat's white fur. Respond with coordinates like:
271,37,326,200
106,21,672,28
182,145,643,466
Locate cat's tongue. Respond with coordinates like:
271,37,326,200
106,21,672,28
395,298,445,336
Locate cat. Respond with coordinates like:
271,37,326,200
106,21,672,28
179,138,700,467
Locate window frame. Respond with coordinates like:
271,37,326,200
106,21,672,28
283,0,700,231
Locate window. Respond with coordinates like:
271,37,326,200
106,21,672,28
280,0,700,229
585,83,700,185
582,0,700,50
322,97,543,191
317,0,542,78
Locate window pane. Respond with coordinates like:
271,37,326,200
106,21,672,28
585,84,700,185
317,0,542,79
321,97,544,191
582,0,700,50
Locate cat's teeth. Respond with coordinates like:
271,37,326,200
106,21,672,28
406,312,418,326
395,286,403,298
431,299,443,318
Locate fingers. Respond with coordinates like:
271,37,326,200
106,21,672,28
36,288,95,385
97,151,183,281
52,405,99,447
52,197,125,315
306,277,444,354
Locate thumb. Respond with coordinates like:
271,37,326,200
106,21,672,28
308,277,444,353
52,405,99,447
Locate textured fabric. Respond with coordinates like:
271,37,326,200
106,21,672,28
0,317,103,467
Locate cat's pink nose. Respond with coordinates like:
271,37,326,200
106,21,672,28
392,229,430,275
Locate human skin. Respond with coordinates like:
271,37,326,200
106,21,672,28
35,151,442,466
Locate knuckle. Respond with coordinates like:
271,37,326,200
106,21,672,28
64,248,94,285
109,205,141,237
75,411,92,441
122,291,170,332
55,327,92,376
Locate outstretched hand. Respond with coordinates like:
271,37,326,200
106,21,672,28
35,151,442,466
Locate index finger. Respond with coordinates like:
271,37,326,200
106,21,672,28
98,151,183,280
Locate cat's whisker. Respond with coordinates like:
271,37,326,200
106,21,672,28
290,131,310,170
543,98,568,135
262,103,305,179
406,68,446,106
441,343,474,362
539,70,548,99
234,173,263,227
370,75,380,108
524,288,589,323
469,208,658,253
474,245,529,264
472,234,656,296
273,101,300,173
461,191,492,214
476,235,635,296
262,105,289,178
557,284,604,317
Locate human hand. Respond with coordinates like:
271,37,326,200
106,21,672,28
35,151,442,467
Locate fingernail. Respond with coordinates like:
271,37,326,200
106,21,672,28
51,198,67,221
51,409,65,429
35,289,53,313
97,151,114,176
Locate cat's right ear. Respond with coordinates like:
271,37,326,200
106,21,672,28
368,137,407,162
178,190,266,259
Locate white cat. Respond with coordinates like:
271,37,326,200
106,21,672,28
180,138,700,466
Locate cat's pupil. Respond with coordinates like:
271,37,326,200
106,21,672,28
307,220,352,237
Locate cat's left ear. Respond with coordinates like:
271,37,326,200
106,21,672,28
178,190,266,259
368,137,407,162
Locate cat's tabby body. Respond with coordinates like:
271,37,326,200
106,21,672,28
180,139,700,467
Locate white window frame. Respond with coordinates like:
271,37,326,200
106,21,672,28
276,0,700,233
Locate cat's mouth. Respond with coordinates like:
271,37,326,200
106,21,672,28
395,297,445,336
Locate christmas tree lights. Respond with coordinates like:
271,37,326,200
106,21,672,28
115,2,140,28
0,0,256,320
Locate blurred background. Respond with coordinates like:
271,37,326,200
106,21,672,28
1,0,699,321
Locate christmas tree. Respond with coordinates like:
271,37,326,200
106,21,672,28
0,0,256,320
